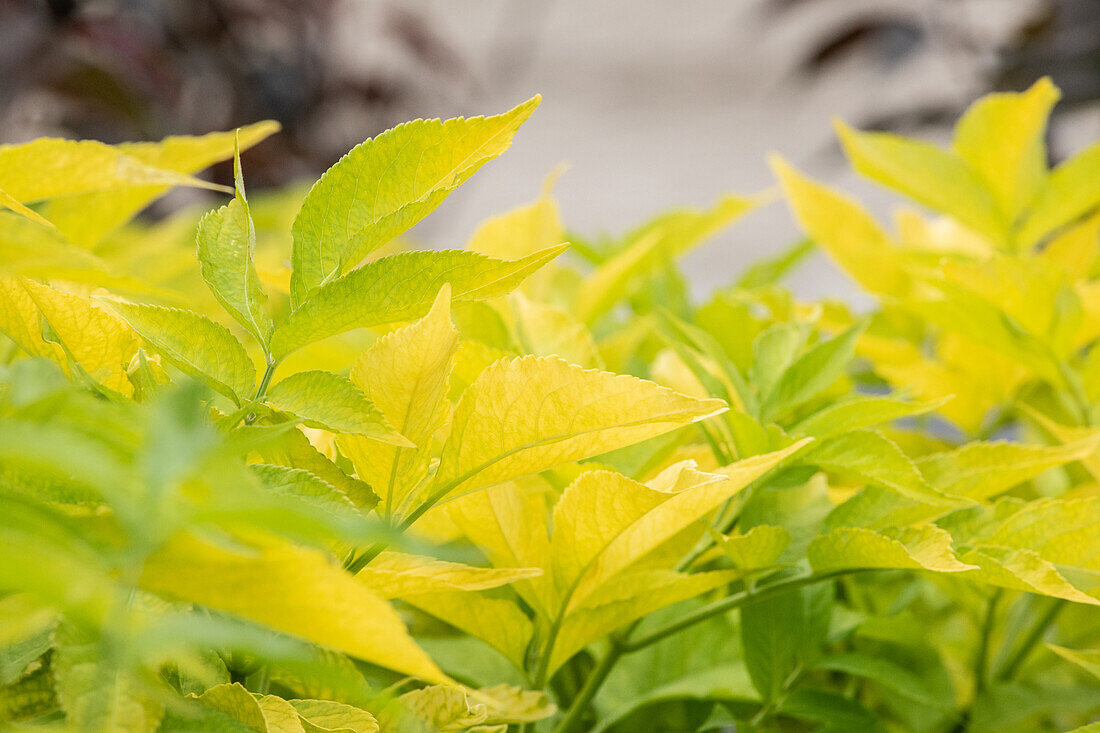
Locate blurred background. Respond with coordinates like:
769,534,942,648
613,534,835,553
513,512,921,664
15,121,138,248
3,0,1100,298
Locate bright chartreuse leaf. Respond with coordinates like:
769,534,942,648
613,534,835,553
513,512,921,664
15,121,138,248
760,322,865,422
712,525,791,571
833,119,1008,244
467,183,563,260
791,394,949,440
336,285,457,518
0,139,229,205
40,122,279,248
807,525,975,573
141,532,449,682
254,424,378,511
553,446,806,607
192,683,302,733
0,187,56,230
804,430,968,506
1047,645,1100,681
958,546,1099,605
916,438,1100,501
266,370,411,446
196,137,273,350
511,291,602,368
290,699,379,733
355,551,541,599
1018,141,1100,248
289,97,540,305
270,245,567,359
574,194,754,323
105,300,256,405
429,356,727,501
21,279,140,395
952,77,1059,221
0,276,67,362
770,156,909,296
249,464,360,518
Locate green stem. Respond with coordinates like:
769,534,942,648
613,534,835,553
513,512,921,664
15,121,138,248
550,570,869,732
343,541,386,574
973,589,1001,698
553,639,626,733
996,598,1066,682
622,569,864,652
253,360,278,402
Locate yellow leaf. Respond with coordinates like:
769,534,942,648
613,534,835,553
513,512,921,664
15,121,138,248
510,291,602,368
952,77,1059,221
404,591,535,668
337,286,457,518
356,551,540,599
430,356,726,502
574,194,754,323
446,482,557,616
40,122,280,248
21,279,139,395
142,533,447,683
0,187,57,230
771,157,909,296
0,276,65,361
553,446,806,609
1038,211,1100,282
833,120,1007,244
807,526,975,573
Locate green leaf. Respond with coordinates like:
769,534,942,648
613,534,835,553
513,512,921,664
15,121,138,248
805,430,968,506
196,138,273,349
917,438,1100,501
814,652,950,709
740,589,804,702
290,97,541,305
266,370,411,445
791,394,949,440
761,322,865,422
749,322,810,402
271,245,566,359
952,77,1059,221
53,626,164,732
249,464,360,518
105,300,256,405
430,356,727,501
834,120,1008,244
